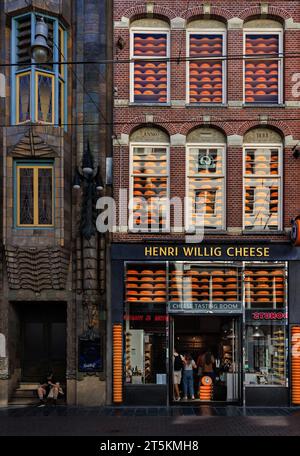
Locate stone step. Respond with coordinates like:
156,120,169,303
9,397,38,406
17,383,39,391
13,390,38,398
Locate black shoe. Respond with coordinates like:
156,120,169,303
37,400,46,408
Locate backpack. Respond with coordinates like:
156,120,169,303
174,354,184,371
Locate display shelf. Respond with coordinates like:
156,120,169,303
126,266,167,303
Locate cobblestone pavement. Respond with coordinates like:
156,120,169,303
1,406,300,436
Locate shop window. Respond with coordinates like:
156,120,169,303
243,146,282,231
131,31,169,103
15,162,54,227
12,14,67,127
168,264,241,304
130,145,169,232
245,324,287,386
187,146,225,230
245,267,286,309
244,32,282,104
188,32,225,104
124,264,167,385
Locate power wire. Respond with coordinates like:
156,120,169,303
2,52,296,67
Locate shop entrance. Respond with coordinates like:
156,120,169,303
170,315,242,404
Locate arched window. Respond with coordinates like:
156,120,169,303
12,13,67,126
187,19,226,105
129,127,170,232
130,18,170,104
244,19,283,105
243,127,283,231
186,127,226,231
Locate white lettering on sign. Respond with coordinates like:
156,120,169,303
0,333,6,357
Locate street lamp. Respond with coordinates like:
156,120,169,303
31,16,52,64
73,141,104,240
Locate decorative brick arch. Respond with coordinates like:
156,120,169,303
237,121,291,138
185,5,233,22
179,119,235,137
240,5,290,22
123,4,177,23
121,117,172,138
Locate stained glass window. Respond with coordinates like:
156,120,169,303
189,33,224,104
244,34,281,104
19,168,34,225
130,147,169,231
187,147,225,230
244,147,281,231
38,168,53,225
17,164,54,227
17,73,31,123
36,73,54,123
132,32,168,103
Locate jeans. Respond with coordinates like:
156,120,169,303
183,370,194,397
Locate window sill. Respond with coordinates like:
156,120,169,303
243,104,285,108
186,103,227,108
128,230,171,234
129,102,171,107
242,230,286,235
13,226,55,231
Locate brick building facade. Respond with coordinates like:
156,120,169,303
111,1,300,407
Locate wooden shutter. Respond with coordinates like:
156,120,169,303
16,16,31,69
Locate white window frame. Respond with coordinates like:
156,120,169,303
130,28,170,104
186,30,227,105
129,142,170,233
243,29,283,105
185,143,226,231
242,143,283,231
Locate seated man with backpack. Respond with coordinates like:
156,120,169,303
173,348,184,401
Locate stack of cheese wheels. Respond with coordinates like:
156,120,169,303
292,326,300,405
199,375,213,401
113,324,123,403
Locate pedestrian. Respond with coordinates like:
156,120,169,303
173,347,184,401
201,350,216,382
182,354,196,400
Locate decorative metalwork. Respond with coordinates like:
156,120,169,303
73,141,103,240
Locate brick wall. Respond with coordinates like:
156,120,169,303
112,1,300,243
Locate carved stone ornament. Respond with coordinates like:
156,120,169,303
8,128,58,158
5,246,69,292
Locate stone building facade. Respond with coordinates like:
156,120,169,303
0,0,111,407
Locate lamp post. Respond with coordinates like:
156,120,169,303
73,141,104,240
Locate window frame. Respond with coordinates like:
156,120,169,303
129,142,170,233
11,12,68,128
243,29,283,105
35,70,55,125
186,29,227,105
242,143,283,232
186,143,227,232
130,27,170,104
15,160,55,229
15,71,31,124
